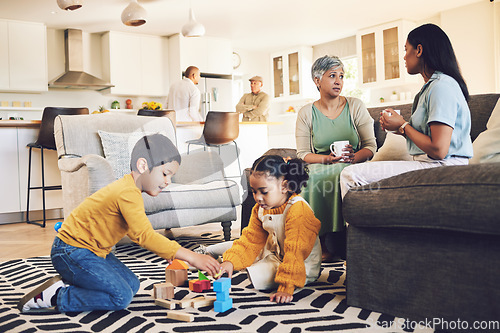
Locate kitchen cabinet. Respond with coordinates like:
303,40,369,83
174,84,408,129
270,46,315,100
102,31,167,96
0,125,62,217
0,20,48,93
0,128,20,214
168,34,232,84
356,20,418,87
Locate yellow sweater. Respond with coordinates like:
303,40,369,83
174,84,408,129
223,194,321,295
57,174,181,259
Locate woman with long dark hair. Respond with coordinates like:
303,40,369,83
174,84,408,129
340,23,473,197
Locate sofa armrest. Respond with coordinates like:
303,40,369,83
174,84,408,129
343,162,500,235
173,151,225,184
58,154,116,218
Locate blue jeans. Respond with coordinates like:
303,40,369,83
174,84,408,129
51,237,140,312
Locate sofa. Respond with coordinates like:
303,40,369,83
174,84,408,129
343,93,500,331
54,113,240,241
240,93,500,330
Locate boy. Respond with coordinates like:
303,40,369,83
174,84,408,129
18,134,221,313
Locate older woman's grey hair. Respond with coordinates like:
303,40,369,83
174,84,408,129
311,55,344,81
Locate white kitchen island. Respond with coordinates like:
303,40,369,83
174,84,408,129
176,121,279,178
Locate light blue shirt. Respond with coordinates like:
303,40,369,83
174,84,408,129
407,71,473,158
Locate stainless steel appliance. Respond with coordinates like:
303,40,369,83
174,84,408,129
197,76,235,120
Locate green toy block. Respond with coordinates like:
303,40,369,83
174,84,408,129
198,270,209,281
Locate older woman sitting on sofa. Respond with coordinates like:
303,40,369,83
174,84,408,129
295,55,376,261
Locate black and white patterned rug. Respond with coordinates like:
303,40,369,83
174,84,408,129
0,233,433,333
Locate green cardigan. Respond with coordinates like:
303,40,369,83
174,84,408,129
295,97,377,160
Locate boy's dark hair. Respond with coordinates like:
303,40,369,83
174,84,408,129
251,155,309,194
130,134,181,172
407,23,469,101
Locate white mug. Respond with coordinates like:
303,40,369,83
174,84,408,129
330,140,349,159
383,109,400,133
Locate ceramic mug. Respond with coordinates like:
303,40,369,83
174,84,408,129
383,109,400,133
330,140,349,160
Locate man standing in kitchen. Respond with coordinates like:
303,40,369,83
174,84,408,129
167,66,203,122
236,76,270,122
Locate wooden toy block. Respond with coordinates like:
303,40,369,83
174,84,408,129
166,310,194,322
216,289,230,302
214,298,233,313
198,270,209,280
189,279,199,291
165,268,188,286
12,101,21,107
153,282,174,299
167,259,189,270
191,296,216,309
154,298,176,309
213,277,231,292
177,296,202,309
0,101,8,107
192,279,210,293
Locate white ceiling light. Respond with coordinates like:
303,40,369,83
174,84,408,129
181,8,205,37
121,0,147,27
57,0,82,11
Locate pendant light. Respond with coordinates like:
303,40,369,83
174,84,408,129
181,8,205,37
121,0,147,27
57,0,83,11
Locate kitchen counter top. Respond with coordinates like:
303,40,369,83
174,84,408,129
0,120,41,128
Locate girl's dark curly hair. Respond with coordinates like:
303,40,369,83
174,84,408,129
251,155,309,194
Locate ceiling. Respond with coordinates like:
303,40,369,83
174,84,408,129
0,0,484,52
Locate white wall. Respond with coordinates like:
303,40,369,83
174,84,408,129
441,1,497,94
232,48,270,94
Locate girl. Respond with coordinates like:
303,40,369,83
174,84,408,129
221,155,322,304
340,23,473,197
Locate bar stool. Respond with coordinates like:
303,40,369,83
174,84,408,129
137,109,176,126
26,107,89,227
186,111,241,177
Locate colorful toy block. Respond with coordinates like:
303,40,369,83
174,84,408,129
213,277,231,292
216,289,230,302
213,277,232,312
153,282,174,299
189,279,210,292
193,280,210,292
198,271,209,280
167,259,189,270
214,298,233,312
165,268,188,286
189,279,198,290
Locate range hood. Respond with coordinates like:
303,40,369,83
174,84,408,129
49,29,114,91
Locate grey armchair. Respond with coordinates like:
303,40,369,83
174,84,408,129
54,113,240,240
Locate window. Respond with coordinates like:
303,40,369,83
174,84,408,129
342,57,370,104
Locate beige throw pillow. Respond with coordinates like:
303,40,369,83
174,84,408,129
371,132,412,161
470,97,500,164
98,130,168,179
